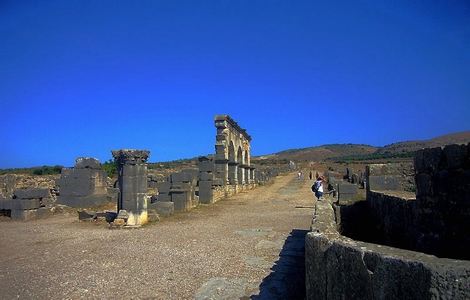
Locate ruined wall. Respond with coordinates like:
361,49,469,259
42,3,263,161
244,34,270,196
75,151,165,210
305,200,470,300
0,174,57,200
366,191,417,250
57,158,110,208
414,144,470,259
366,162,415,192
351,144,470,259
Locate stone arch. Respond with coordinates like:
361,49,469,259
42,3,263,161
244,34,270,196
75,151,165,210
237,146,244,184
214,115,252,186
228,141,237,184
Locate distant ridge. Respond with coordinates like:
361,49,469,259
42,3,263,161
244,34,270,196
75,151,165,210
259,131,470,162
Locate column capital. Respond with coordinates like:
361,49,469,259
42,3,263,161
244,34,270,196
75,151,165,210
112,149,150,164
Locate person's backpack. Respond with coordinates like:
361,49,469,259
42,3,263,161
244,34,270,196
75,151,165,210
311,181,320,193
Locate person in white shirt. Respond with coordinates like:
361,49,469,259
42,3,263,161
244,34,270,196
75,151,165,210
313,176,324,200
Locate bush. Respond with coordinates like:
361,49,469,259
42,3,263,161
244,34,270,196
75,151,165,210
102,159,118,178
32,165,63,175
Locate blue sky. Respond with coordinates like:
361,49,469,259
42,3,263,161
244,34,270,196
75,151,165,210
1,0,469,168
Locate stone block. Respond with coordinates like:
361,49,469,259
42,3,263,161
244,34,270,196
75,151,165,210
0,198,12,210
157,194,171,202
149,201,174,217
75,157,101,169
170,182,191,192
12,198,41,210
156,182,171,194
199,161,214,173
198,181,214,204
78,210,96,221
58,168,107,197
338,183,358,194
442,144,467,169
368,175,400,191
199,172,214,181
57,194,110,208
171,172,192,183
415,173,433,197
11,209,38,221
414,147,442,174
171,192,191,212
212,178,224,186
14,188,51,199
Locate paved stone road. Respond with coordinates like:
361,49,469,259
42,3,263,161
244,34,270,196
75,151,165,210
0,173,315,299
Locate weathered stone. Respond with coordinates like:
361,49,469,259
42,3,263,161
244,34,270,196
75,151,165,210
415,147,442,174
78,210,96,221
14,188,51,199
12,198,41,210
442,144,467,169
213,115,252,186
415,173,433,197
305,198,470,300
11,209,38,221
199,172,213,181
171,191,191,212
198,181,214,204
0,198,12,210
157,194,171,202
75,157,101,170
198,160,214,173
57,162,109,208
149,201,174,217
112,149,150,226
156,182,171,194
171,172,192,183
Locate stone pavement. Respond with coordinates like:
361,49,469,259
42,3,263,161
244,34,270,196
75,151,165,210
0,173,315,299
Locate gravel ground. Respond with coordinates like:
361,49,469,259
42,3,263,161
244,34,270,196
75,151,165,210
0,173,315,299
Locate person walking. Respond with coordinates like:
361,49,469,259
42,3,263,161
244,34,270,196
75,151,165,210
312,176,324,201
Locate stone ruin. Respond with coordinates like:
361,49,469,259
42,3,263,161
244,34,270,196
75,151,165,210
305,143,470,299
57,157,112,207
0,173,56,220
214,115,255,188
1,115,285,225
112,149,150,226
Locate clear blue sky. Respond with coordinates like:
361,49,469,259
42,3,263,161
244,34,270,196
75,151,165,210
1,0,469,168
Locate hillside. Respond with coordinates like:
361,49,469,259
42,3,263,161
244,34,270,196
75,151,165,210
377,131,470,154
261,131,470,162
264,144,378,161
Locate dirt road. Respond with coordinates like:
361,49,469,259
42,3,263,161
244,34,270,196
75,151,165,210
0,173,315,299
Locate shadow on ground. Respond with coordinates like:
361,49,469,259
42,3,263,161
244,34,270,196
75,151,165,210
251,229,308,300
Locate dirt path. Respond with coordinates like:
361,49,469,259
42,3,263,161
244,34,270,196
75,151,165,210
0,173,315,299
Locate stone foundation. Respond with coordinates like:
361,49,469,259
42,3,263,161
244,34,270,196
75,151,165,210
306,200,470,299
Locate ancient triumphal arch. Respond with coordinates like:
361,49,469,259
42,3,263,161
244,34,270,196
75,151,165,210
214,115,254,185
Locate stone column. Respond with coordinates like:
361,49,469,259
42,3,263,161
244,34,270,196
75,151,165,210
238,166,245,184
112,149,150,226
228,162,238,185
250,166,256,183
245,167,251,184
215,117,229,185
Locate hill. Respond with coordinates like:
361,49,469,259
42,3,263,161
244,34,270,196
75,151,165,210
263,144,378,161
377,131,470,155
260,131,470,162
